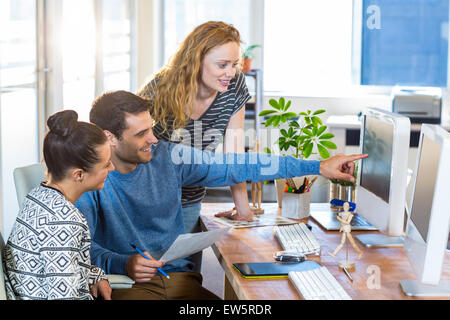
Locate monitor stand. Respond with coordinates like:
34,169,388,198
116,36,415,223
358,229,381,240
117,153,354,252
356,234,404,248
400,280,450,298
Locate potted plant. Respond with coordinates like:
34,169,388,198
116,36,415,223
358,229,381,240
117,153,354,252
259,97,337,208
259,97,337,159
241,44,261,73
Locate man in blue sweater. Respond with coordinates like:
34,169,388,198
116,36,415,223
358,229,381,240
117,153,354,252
75,90,367,300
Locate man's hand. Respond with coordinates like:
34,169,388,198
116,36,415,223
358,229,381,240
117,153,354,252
91,279,112,300
126,252,165,283
320,153,368,182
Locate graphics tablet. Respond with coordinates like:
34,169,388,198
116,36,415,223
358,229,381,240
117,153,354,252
233,261,321,279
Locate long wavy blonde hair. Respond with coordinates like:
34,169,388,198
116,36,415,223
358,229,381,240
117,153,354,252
138,21,242,133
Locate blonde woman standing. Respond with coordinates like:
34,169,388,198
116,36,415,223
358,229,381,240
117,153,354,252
138,21,255,233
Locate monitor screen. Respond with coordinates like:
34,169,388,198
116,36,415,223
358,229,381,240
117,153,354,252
410,135,441,242
360,115,394,203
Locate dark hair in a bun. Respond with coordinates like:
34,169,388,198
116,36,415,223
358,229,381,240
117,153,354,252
47,110,79,137
44,110,108,181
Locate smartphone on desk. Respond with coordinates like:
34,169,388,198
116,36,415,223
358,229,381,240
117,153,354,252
233,261,320,279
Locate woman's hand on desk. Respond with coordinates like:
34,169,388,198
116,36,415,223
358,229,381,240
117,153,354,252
215,206,254,221
320,153,368,182
126,252,165,283
91,279,112,300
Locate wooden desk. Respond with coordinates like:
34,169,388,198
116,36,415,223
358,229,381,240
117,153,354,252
200,202,450,300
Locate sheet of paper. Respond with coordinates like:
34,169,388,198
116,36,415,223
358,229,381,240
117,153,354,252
160,227,231,263
213,214,297,229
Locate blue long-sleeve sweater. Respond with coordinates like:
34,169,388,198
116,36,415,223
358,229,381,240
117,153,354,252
75,141,321,274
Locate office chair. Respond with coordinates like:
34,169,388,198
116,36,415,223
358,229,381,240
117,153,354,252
12,163,134,290
13,163,46,209
0,232,7,300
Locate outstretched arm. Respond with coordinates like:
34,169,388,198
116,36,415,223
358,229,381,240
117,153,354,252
177,144,368,187
176,145,321,187
320,153,368,182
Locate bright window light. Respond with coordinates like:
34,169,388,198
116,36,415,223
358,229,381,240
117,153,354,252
62,0,96,121
264,0,353,95
163,0,251,65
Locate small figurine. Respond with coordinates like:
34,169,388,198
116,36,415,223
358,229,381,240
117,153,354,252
329,202,363,260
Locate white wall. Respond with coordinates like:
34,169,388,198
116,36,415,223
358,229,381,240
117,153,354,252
263,89,450,123
264,93,391,118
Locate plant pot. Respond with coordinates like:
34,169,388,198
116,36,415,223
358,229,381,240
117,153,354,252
338,185,355,203
281,191,312,220
242,58,252,73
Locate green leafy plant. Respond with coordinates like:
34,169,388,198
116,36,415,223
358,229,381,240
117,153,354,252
259,97,337,159
243,44,261,59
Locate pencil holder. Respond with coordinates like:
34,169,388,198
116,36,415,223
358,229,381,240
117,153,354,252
276,177,309,208
281,191,312,220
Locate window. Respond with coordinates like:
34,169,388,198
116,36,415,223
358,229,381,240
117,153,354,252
102,0,135,92
61,0,96,121
360,0,449,87
264,0,449,95
264,0,354,95
0,0,137,236
61,0,136,121
163,0,252,65
0,0,39,236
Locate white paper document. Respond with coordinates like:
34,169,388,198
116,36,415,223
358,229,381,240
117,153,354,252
160,227,231,263
213,214,297,229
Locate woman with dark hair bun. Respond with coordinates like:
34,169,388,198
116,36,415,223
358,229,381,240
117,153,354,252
4,110,115,300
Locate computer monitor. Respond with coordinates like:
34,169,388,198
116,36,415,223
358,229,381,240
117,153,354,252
400,124,450,296
356,107,410,236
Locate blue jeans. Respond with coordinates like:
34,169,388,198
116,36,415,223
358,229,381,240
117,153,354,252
182,202,203,272
182,202,202,233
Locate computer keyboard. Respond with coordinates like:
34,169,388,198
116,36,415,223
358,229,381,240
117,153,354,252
274,223,320,255
289,266,352,300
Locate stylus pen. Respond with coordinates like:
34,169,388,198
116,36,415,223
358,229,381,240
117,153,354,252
129,242,170,279
342,267,353,282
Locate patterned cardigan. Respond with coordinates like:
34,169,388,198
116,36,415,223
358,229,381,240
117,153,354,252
3,184,107,300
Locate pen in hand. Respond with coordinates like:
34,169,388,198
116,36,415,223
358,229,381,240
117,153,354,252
129,242,170,279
